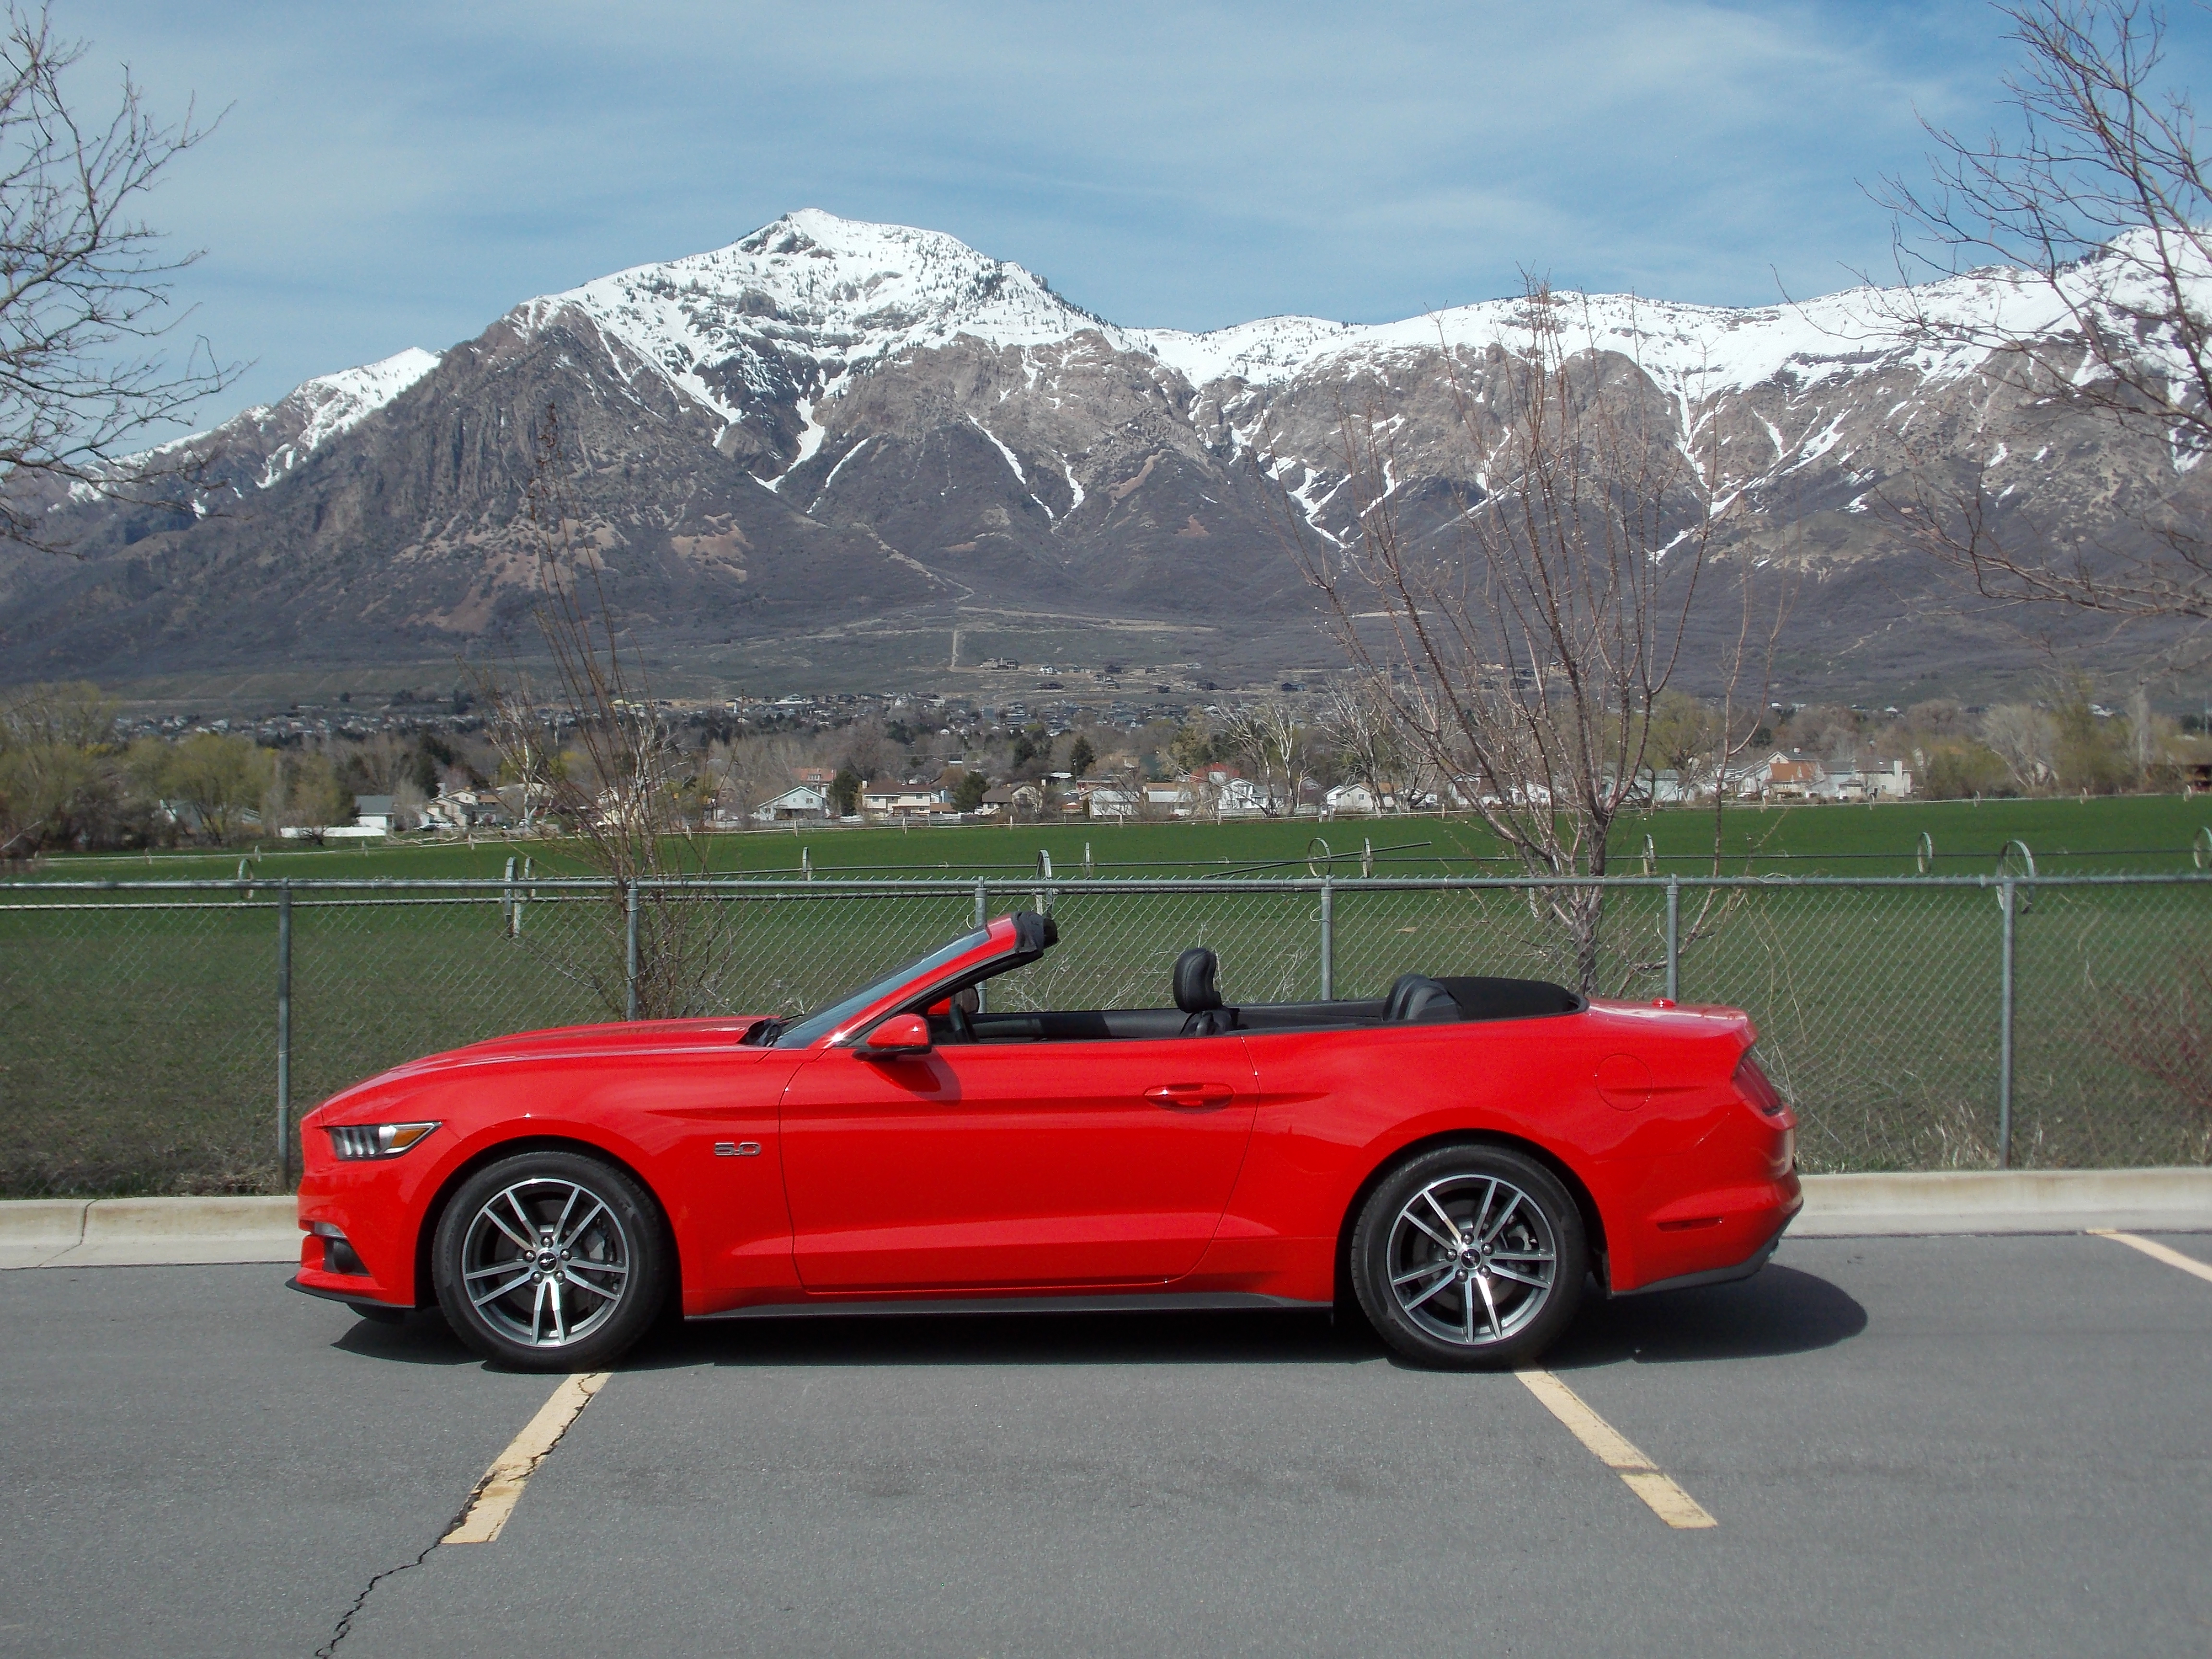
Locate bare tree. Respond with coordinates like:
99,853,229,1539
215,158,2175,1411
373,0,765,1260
0,4,237,547
471,404,722,1019
1875,0,2212,630
1316,678,1408,806
1220,699,1301,815
1981,701,2059,791
1280,280,1773,991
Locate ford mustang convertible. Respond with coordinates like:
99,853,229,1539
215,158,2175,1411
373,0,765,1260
292,911,1800,1371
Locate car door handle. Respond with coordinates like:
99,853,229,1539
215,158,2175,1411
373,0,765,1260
1145,1082,1234,1110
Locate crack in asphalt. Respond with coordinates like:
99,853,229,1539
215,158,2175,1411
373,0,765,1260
313,1381,602,1656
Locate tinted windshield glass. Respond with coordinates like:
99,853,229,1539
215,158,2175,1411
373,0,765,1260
773,928,991,1048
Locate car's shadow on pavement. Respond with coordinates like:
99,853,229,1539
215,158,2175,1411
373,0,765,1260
330,1312,480,1366
1546,1265,1867,1370
633,1307,1382,1370
322,1264,1866,1373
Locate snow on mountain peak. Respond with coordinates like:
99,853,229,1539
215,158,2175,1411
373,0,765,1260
252,347,442,486
516,209,1106,419
508,210,2191,426
287,348,443,445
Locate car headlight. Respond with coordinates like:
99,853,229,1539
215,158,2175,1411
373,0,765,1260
325,1121,440,1160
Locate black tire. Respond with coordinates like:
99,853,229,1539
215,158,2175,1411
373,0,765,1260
1350,1143,1586,1370
433,1150,669,1372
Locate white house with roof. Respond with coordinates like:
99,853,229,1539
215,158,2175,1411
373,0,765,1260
749,783,830,823
861,778,954,821
1078,783,1139,819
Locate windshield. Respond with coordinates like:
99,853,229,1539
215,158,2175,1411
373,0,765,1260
771,927,991,1048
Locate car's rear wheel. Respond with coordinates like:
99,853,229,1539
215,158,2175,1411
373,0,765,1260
1351,1143,1586,1369
432,1151,668,1371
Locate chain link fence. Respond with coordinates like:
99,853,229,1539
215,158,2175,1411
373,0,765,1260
2,873,2204,1197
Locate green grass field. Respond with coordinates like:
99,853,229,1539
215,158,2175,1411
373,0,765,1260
16,793,2212,883
4,795,2206,1198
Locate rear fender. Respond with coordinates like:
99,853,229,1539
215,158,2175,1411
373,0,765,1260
1333,1127,1611,1306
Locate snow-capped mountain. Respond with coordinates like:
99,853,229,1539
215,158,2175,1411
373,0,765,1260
2,210,2197,696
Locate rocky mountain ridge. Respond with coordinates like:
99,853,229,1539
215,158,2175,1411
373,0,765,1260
1,210,2197,700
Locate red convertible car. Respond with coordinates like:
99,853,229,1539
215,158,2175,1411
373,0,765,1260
292,911,1800,1371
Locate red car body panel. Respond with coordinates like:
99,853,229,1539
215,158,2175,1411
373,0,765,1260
295,916,1800,1317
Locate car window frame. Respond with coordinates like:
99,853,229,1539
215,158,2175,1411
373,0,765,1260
774,926,1000,1049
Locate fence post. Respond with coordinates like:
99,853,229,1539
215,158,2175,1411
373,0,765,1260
1319,876,1335,1001
1664,876,1680,1002
1998,877,2016,1169
973,876,987,929
625,882,640,1021
276,880,293,1188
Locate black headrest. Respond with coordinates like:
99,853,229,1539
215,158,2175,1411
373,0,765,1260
1385,972,1449,1022
1174,947,1222,1012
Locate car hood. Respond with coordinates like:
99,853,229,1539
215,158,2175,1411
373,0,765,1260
304,1016,789,1126
355,1016,784,1086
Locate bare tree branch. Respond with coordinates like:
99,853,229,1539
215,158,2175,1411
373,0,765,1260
1873,0,2212,628
1271,280,1779,992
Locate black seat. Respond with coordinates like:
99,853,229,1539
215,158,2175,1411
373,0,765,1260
1174,947,1238,1035
1384,972,1458,1023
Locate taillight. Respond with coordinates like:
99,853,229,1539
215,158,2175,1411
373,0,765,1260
1733,1050,1787,1115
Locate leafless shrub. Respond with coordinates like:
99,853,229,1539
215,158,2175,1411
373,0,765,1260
469,404,724,1020
1276,279,1782,991
2089,948,2212,1160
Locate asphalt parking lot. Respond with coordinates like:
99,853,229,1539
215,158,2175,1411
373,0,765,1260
2,1232,2207,1658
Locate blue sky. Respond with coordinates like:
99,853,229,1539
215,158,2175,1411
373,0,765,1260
62,0,2212,422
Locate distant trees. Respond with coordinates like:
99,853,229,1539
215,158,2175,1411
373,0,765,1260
1009,725,1053,777
0,680,354,853
0,679,122,852
151,730,267,841
260,749,350,836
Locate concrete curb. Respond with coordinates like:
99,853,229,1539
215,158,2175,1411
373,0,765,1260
1,1171,2208,1270
0,1195,296,1269
1793,1167,2212,1236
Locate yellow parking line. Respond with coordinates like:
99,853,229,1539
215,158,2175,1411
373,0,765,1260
443,1372,610,1544
2091,1230,2212,1286
1515,1369,1716,1529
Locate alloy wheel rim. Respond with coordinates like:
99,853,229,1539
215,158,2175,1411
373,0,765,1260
1386,1174,1557,1346
460,1178,631,1347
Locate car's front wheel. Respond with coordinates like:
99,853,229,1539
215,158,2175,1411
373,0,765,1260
1351,1143,1586,1369
432,1151,668,1371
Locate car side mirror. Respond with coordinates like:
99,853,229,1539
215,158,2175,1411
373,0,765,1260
857,1012,932,1059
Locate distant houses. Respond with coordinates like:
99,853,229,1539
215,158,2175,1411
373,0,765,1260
421,789,513,831
1733,751,1915,803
